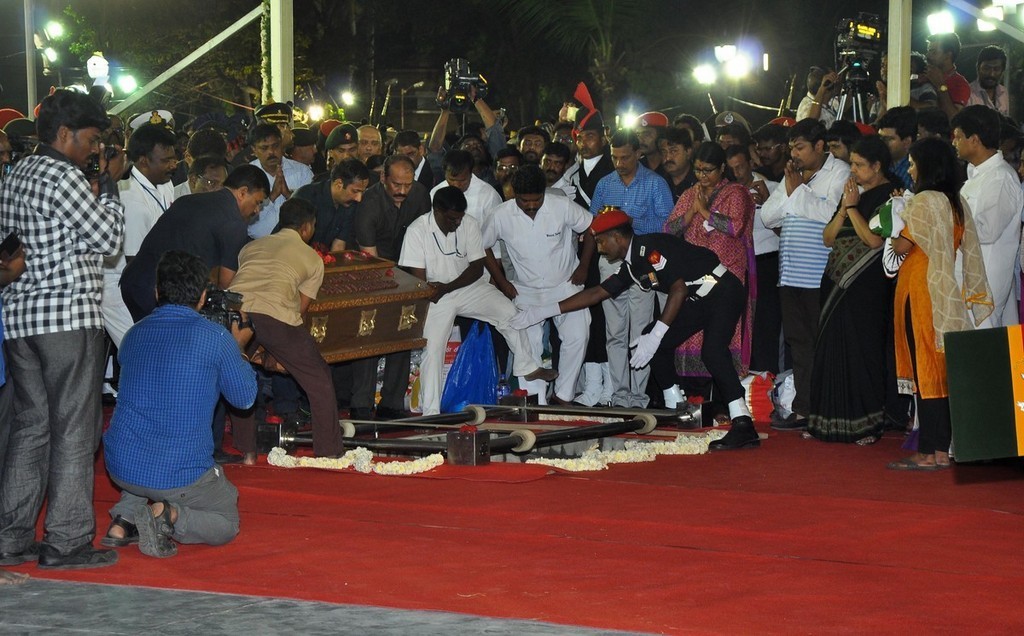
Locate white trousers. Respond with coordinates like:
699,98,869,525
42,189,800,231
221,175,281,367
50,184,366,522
599,255,655,407
517,281,589,402
101,272,134,348
419,280,539,416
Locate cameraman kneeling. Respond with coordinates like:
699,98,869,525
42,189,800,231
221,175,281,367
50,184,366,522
102,251,257,558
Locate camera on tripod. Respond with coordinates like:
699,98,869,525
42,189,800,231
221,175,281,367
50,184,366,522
200,286,251,331
833,12,885,123
436,58,489,113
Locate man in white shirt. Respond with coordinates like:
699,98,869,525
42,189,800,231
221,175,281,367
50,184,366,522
542,143,575,197
102,123,178,347
795,67,841,128
247,123,313,239
953,105,1023,327
429,150,501,228
482,166,595,403
760,118,849,428
400,187,556,415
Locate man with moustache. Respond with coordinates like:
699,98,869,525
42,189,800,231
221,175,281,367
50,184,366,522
247,124,313,239
324,124,359,173
185,155,229,196
635,111,668,174
254,102,295,150
102,122,178,348
589,131,674,408
294,158,370,253
966,46,1009,115
351,155,431,419
659,127,697,201
760,118,849,429
542,142,574,197
517,125,550,166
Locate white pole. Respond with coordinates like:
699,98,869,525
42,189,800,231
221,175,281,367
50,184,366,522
269,0,294,104
887,0,913,109
24,0,37,116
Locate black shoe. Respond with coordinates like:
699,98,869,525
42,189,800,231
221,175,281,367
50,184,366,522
709,417,761,451
100,515,139,548
770,413,808,431
0,542,40,566
37,543,118,570
375,406,408,421
213,450,244,465
135,502,177,559
348,407,373,421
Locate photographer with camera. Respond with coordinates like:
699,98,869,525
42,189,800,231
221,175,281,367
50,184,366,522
0,131,12,178
228,198,343,463
102,250,257,558
0,89,125,570
796,67,842,127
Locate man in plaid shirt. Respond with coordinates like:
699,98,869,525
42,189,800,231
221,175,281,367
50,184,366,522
0,90,125,570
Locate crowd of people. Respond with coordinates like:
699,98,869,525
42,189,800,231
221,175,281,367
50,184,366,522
0,29,1019,575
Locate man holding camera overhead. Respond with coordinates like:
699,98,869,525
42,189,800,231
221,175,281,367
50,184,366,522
229,198,343,463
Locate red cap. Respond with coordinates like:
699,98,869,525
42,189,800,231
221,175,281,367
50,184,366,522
769,116,797,127
590,206,632,235
637,111,669,128
853,122,876,136
0,108,25,131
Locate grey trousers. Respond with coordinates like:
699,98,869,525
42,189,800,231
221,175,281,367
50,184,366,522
0,329,105,554
600,255,656,408
110,465,239,546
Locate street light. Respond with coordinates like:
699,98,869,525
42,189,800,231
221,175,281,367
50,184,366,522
44,20,64,40
341,91,355,107
307,104,325,122
927,11,955,35
116,74,138,94
693,64,717,86
42,47,58,63
724,55,752,80
978,6,1003,31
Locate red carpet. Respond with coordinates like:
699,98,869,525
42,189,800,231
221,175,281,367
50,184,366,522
13,425,1024,634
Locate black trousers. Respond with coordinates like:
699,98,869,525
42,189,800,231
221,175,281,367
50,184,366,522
779,286,820,417
650,272,746,405
750,252,782,374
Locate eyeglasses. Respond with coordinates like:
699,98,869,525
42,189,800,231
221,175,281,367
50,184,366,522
432,231,464,257
693,166,720,175
496,164,518,172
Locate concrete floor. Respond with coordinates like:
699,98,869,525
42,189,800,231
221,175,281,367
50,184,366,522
0,579,642,635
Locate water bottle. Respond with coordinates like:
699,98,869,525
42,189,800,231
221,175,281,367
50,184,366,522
496,374,511,403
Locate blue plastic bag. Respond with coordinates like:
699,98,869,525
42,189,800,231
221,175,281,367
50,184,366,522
440,321,498,413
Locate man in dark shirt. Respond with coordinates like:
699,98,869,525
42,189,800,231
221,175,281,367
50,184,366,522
120,165,269,321
292,158,370,252
511,208,760,451
659,127,697,201
350,155,430,419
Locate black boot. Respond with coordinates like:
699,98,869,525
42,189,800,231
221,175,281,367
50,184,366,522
709,415,760,451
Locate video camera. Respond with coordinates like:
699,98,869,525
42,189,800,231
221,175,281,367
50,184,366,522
835,12,885,88
436,58,489,113
199,286,251,331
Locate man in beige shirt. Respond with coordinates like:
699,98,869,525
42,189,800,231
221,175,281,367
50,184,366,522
228,198,341,462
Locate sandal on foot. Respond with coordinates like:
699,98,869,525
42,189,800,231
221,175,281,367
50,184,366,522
135,502,177,558
887,456,940,471
100,515,139,548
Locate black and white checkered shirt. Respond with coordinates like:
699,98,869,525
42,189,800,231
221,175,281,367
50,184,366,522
0,146,124,339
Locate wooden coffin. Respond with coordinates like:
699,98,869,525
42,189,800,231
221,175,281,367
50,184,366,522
304,251,432,363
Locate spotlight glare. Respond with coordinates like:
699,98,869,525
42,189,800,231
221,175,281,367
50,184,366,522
927,11,955,35
693,64,717,86
307,104,325,122
340,91,355,106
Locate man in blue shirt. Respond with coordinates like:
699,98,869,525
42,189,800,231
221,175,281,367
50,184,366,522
589,131,674,408
102,251,257,558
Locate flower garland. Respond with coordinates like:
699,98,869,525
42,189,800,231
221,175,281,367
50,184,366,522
266,446,444,475
526,430,728,472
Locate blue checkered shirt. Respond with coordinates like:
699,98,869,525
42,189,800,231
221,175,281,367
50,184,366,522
0,147,124,339
589,164,674,235
104,304,257,489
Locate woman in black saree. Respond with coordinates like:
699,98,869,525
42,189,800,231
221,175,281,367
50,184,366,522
807,135,895,444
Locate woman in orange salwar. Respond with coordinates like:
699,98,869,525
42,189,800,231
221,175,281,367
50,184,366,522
889,138,992,471
663,143,754,385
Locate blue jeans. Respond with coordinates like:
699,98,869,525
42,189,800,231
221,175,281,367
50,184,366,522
0,329,105,554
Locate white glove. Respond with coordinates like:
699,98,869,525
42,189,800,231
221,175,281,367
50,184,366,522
629,321,669,369
509,303,560,330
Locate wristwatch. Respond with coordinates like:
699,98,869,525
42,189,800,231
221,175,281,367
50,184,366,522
939,84,949,92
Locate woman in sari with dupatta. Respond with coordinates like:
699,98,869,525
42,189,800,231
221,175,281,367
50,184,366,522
663,143,754,390
888,138,992,470
807,136,894,444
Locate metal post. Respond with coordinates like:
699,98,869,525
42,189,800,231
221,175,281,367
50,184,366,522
24,0,36,116
887,0,912,110
269,0,294,104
